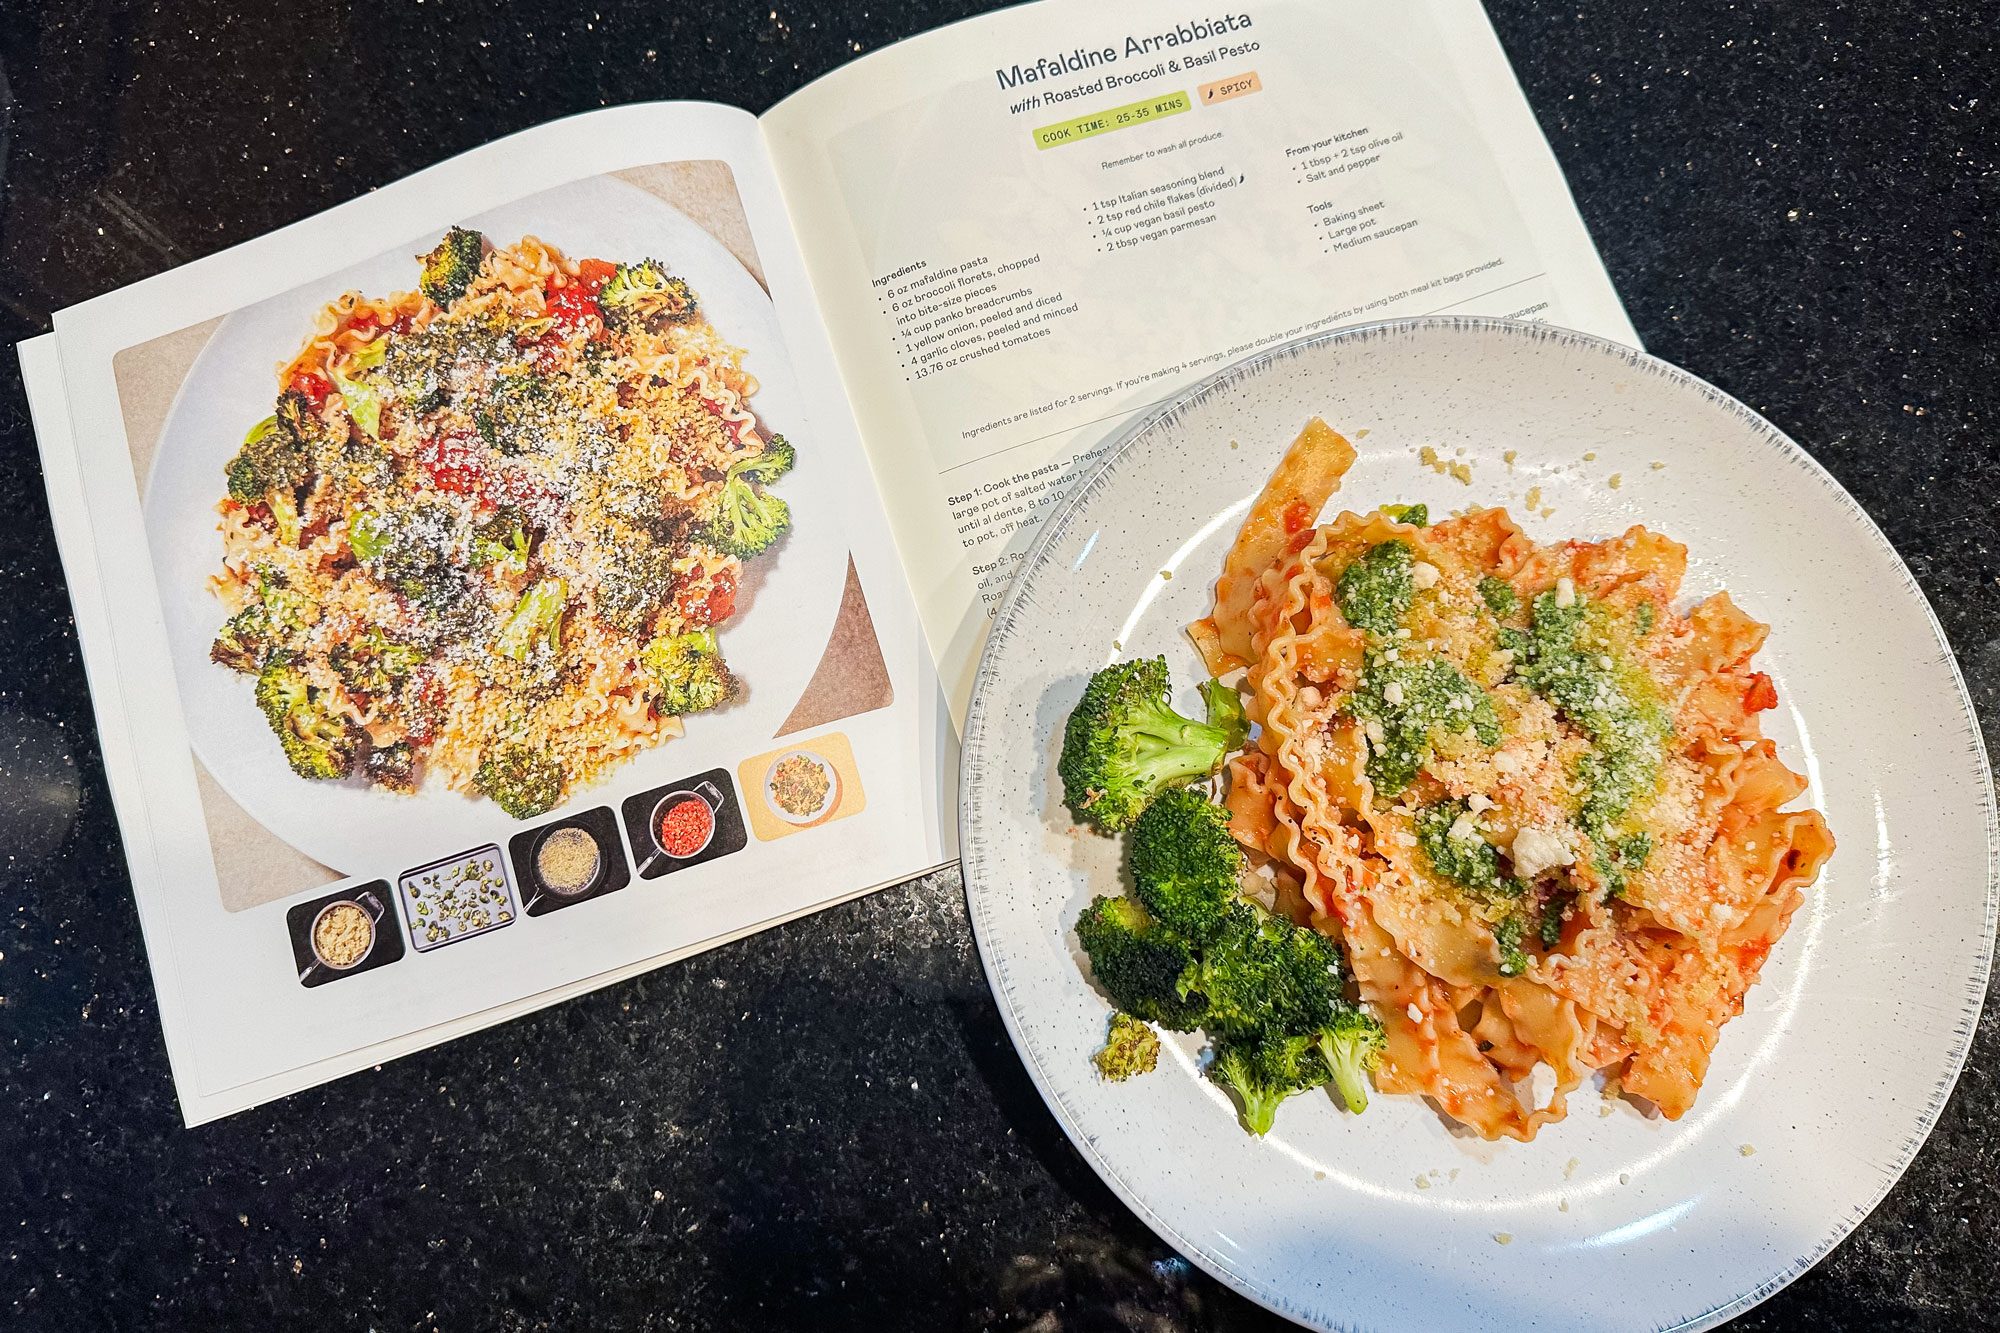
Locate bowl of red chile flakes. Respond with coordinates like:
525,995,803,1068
638,780,724,875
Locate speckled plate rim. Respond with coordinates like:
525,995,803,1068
958,316,1998,1333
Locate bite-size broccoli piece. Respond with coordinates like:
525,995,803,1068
211,605,273,674
364,741,419,794
1058,657,1244,834
1190,906,1346,1040
224,412,312,521
419,226,486,307
473,370,550,456
494,578,568,661
700,446,793,560
597,258,699,327
328,631,424,697
641,628,738,716
1073,895,1207,1032
1209,1031,1329,1136
1130,786,1244,946
254,655,361,780
1092,1012,1161,1082
475,743,564,819
1315,1005,1388,1114
594,530,680,636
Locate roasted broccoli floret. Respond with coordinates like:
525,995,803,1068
473,370,549,455
495,578,568,660
419,226,486,306
224,413,312,517
1200,678,1250,750
700,446,793,560
254,655,360,780
640,628,738,716
328,631,424,696
1130,786,1244,946
211,605,273,674
1209,1031,1329,1136
475,743,564,819
1315,1005,1387,1114
1188,907,1344,1040
1092,1012,1161,1081
1058,657,1243,834
594,530,680,635
364,741,419,794
598,258,698,327
469,512,531,572
254,655,310,729
1073,895,1207,1031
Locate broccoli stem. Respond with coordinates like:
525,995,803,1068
1318,1031,1373,1114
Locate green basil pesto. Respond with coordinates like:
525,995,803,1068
1335,540,1415,636
1478,575,1519,617
1500,588,1671,841
1593,830,1654,899
1634,601,1657,636
1380,502,1429,527
1349,655,1501,797
1413,798,1512,895
1491,914,1531,977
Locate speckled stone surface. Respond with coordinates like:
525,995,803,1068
0,2,1993,1330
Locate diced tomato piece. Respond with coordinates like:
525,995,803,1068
1282,496,1314,535
1743,672,1779,714
418,432,489,496
574,258,617,293
290,369,335,405
703,569,738,625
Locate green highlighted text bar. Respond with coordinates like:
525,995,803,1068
1033,91,1191,150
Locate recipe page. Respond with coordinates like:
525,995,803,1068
763,0,1638,715
31,103,950,1124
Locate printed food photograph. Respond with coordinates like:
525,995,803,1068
136,172,854,884
958,321,1990,1330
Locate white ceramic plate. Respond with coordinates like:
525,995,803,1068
143,174,846,874
959,319,1995,1332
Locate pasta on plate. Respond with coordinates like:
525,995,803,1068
1192,419,1834,1139
207,229,796,819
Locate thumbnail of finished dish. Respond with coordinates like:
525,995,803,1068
207,227,796,819
1060,419,1834,1140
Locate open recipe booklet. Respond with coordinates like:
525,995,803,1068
20,0,1637,1123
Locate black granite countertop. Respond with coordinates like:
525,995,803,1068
0,2,1994,1329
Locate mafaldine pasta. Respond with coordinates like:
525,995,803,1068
1193,419,1834,1140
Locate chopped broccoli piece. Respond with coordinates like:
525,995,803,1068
254,655,360,780
475,743,564,819
494,578,567,660
469,512,531,572
1315,1005,1387,1114
734,436,795,484
593,531,679,635
254,655,310,729
597,258,698,327
364,741,418,794
1092,1012,1161,1081
1057,657,1241,833
211,605,272,674
640,628,738,716
223,412,311,507
1191,907,1348,1040
473,370,550,455
1381,502,1429,527
328,631,424,696
1208,1031,1329,1136
1199,678,1250,751
419,226,485,306
1073,895,1207,1031
347,509,392,561
700,448,792,560
1130,787,1244,946
331,339,388,439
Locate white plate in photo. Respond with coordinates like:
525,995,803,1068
764,749,840,825
958,318,1995,1332
142,173,848,875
